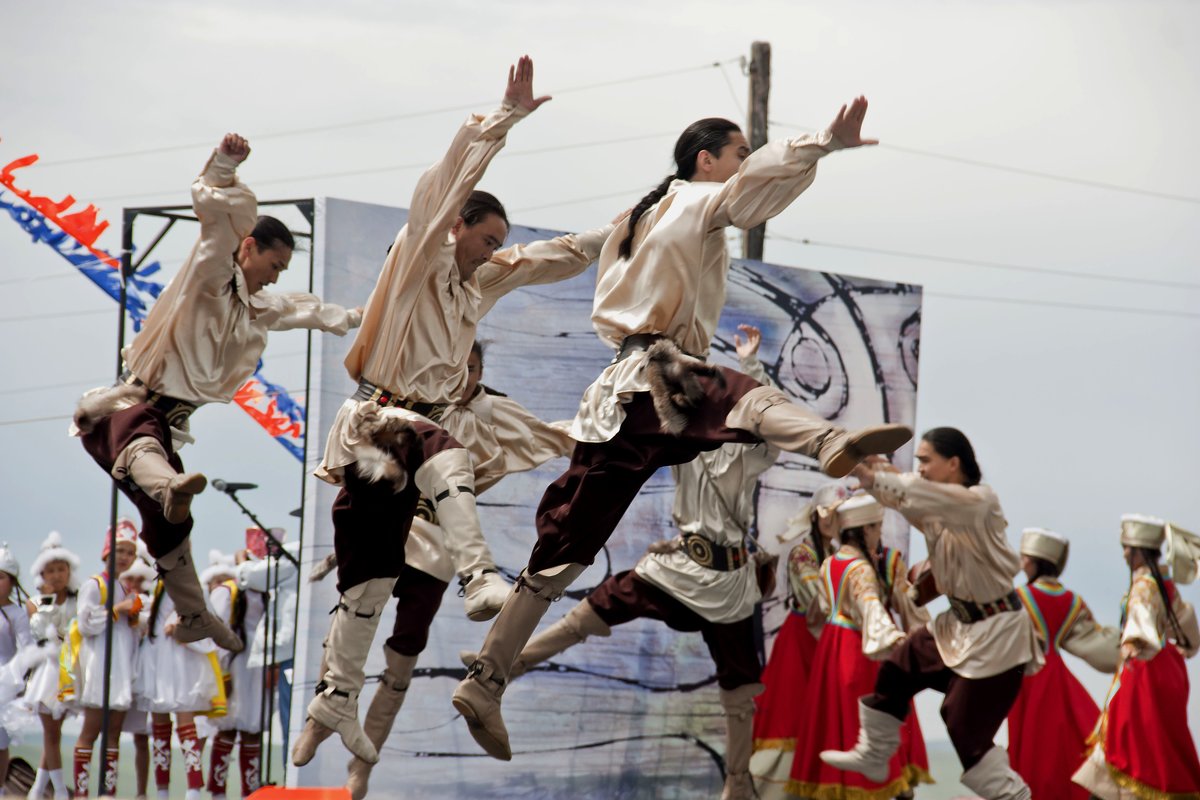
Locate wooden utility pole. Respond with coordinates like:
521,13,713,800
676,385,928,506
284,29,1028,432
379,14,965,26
743,41,770,260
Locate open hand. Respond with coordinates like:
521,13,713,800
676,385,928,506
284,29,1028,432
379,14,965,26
504,55,552,112
733,324,762,359
219,133,251,163
828,97,878,149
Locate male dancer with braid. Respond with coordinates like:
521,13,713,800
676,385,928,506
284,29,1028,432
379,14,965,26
454,97,913,760
294,56,613,767
73,133,360,653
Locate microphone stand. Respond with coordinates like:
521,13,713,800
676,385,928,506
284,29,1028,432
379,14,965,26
215,488,299,785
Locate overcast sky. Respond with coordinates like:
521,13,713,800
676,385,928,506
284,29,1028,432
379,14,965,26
2,0,1197,754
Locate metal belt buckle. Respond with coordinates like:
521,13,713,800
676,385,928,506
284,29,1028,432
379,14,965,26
683,534,716,569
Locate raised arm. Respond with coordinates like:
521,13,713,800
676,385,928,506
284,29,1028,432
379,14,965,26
863,468,993,533
405,56,549,255
885,550,931,633
256,292,363,335
476,221,614,312
709,97,876,230
189,133,259,287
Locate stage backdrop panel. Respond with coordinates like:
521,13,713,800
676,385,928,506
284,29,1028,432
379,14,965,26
292,197,922,798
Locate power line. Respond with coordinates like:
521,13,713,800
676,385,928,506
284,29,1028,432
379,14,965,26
771,121,1200,205
0,414,71,428
35,60,740,169
926,290,1200,320
513,187,647,214
0,308,111,323
767,233,1200,291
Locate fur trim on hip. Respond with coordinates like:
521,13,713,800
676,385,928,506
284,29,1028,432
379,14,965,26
348,403,415,492
72,384,147,435
643,339,725,435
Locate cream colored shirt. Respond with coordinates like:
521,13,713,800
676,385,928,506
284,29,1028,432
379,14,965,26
818,546,908,661
123,150,360,404
635,355,779,623
870,471,1043,678
569,130,842,443
1025,577,1120,673
342,100,609,404
1121,566,1200,662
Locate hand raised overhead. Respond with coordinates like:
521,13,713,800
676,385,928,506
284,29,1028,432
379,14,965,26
504,55,552,113
828,96,878,149
218,133,251,163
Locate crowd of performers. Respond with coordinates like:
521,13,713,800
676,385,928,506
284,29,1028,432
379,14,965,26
47,54,1199,799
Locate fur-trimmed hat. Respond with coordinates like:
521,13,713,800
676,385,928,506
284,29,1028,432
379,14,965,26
779,482,853,543
1020,528,1070,574
120,556,157,590
0,543,19,583
1120,514,1165,550
199,550,237,587
30,531,82,592
835,494,885,530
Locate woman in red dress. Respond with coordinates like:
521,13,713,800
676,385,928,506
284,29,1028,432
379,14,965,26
1007,528,1119,800
788,494,931,799
750,483,849,799
1073,514,1200,800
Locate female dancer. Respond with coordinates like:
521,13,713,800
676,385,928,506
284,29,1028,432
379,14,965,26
298,56,612,766
459,325,782,798
455,97,912,761
67,519,142,797
207,552,264,799
789,494,930,798
1072,515,1200,799
137,568,222,800
73,132,361,653
334,339,577,799
0,544,32,789
23,531,80,799
750,482,848,799
821,428,1041,799
1006,528,1118,799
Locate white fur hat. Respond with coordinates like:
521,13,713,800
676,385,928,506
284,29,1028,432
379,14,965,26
0,543,20,583
199,550,237,587
29,531,82,592
120,557,157,589
1120,514,1166,550
779,481,854,543
836,494,885,530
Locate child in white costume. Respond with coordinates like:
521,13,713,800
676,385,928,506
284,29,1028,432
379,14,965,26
23,531,80,799
0,543,34,788
68,518,142,798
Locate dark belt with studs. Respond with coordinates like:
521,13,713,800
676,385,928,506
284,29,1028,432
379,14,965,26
680,532,748,571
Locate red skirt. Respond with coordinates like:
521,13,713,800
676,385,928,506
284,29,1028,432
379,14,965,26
1100,645,1200,796
751,612,819,797
789,624,930,799
1008,650,1098,800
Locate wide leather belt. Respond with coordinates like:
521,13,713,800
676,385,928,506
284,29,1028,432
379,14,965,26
947,590,1022,624
353,379,447,423
614,334,706,364
681,532,748,571
120,370,198,429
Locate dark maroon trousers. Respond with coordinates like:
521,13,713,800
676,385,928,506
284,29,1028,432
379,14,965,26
528,367,762,574
331,419,463,593
864,626,1026,770
587,570,761,691
80,404,191,559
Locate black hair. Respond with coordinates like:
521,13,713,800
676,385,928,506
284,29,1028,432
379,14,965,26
840,525,891,612
470,340,484,367
1135,547,1192,651
618,117,742,259
808,508,828,564
921,427,983,487
1026,556,1061,581
460,190,509,229
249,215,295,251
147,581,164,641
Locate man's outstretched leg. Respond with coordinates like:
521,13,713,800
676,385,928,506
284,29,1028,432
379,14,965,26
451,563,586,760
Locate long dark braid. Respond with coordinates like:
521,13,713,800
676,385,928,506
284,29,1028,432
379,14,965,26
1141,548,1191,651
617,117,742,259
147,580,165,641
841,526,891,612
808,509,828,564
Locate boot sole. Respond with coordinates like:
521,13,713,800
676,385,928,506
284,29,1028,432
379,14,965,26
451,695,512,761
466,605,501,622
163,474,208,524
824,425,913,478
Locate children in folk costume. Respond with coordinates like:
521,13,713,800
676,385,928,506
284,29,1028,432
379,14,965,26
120,549,158,800
23,532,80,799
298,56,614,767
751,482,849,799
136,554,223,800
341,340,576,800
0,543,34,788
1006,528,1119,800
66,519,144,798
71,132,361,656
206,550,265,799
459,325,783,799
455,97,913,761
822,428,1042,800
788,494,932,799
1072,515,1200,799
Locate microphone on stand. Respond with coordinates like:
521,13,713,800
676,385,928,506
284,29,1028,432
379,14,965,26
212,479,259,495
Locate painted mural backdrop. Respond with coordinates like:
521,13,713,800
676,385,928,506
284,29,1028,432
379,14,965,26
292,198,921,798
